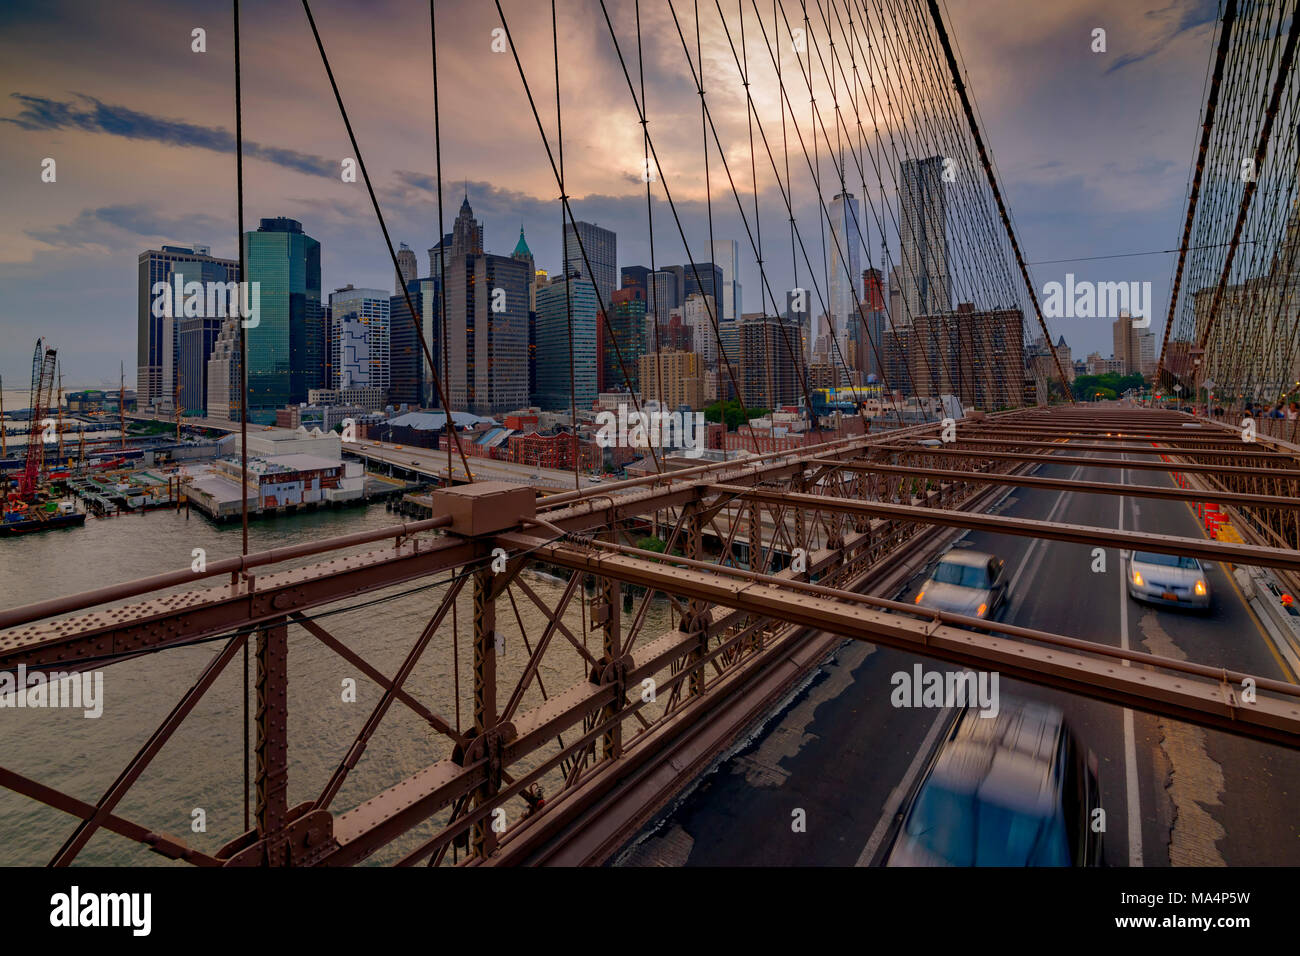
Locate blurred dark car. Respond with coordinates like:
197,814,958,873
884,698,1103,866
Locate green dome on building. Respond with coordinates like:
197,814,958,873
512,226,532,259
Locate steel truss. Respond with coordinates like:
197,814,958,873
2,407,1299,866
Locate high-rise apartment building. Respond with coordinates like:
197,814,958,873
902,304,1024,409
1112,315,1156,377
740,315,803,410
681,293,719,367
638,350,704,410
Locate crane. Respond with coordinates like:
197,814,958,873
14,339,57,500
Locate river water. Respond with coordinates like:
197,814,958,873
0,500,675,865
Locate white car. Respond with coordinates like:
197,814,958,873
914,550,1008,621
1125,550,1211,610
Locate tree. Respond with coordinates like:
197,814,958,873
1071,371,1145,402
635,535,681,560
636,535,667,554
704,399,770,430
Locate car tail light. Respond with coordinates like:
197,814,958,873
915,591,925,604
976,603,988,617
1194,580,1207,596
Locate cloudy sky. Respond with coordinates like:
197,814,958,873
1,0,1219,389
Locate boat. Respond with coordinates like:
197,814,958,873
1,500,86,536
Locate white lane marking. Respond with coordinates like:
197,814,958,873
855,705,952,867
1005,464,1084,615
1118,455,1144,866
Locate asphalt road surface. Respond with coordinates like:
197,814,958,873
615,443,1300,866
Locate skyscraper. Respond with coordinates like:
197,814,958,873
535,275,599,411
1113,315,1156,377
856,268,888,380
427,231,453,281
711,239,743,322
443,196,529,415
828,189,862,352
605,286,647,393
620,265,651,295
138,244,238,410
740,315,802,410
908,304,1024,409
161,256,240,412
649,270,678,329
512,226,536,310
564,221,616,309
205,319,242,421
681,293,719,367
329,286,390,391
512,228,539,403
682,261,723,304
241,217,323,418
899,157,951,322
389,276,440,409
176,315,224,415
395,243,418,294
638,350,704,410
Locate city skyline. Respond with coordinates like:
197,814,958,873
1,0,1220,387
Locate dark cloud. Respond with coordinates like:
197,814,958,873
4,93,338,178
26,203,226,249
1105,0,1217,74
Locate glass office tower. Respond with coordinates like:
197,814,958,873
243,217,323,419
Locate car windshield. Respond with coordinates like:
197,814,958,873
932,560,989,589
904,783,1069,866
1134,551,1200,570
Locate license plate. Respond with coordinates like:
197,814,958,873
1161,591,1178,601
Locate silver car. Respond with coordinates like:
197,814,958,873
914,549,1008,621
884,698,1103,866
1125,550,1211,610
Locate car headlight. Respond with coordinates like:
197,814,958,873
1131,569,1144,587
976,602,988,617
1194,580,1207,596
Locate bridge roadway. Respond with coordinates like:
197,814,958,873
617,442,1300,866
